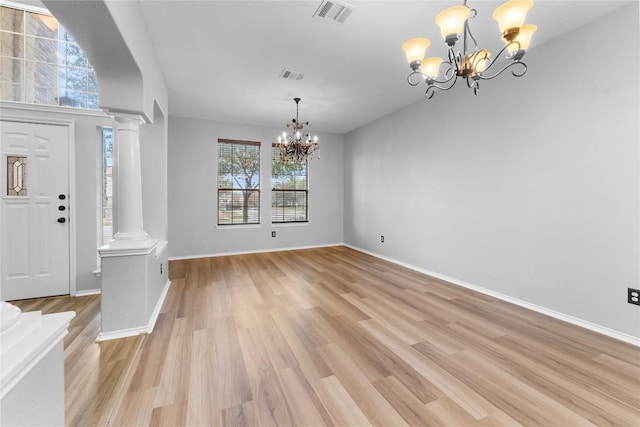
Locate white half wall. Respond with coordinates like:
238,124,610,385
168,116,344,258
344,4,640,338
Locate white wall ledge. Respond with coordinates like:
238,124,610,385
0,310,75,399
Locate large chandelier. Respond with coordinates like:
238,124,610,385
402,0,536,99
275,98,319,162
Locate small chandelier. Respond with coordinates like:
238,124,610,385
402,0,537,99
276,98,319,162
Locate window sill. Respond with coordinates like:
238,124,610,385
272,221,310,228
216,224,262,230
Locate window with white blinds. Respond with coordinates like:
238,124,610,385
271,145,308,223
217,139,261,225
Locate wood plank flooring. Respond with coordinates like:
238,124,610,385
11,246,640,426
116,246,640,426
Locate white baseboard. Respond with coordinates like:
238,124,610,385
146,279,171,335
75,289,101,297
345,244,640,347
168,242,344,261
97,280,171,342
97,325,147,342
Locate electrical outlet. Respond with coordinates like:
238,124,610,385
380,235,384,243
628,288,640,306
272,231,276,238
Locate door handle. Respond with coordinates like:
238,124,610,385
57,217,66,223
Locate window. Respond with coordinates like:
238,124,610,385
271,146,308,223
101,127,113,244
0,5,98,109
217,139,260,225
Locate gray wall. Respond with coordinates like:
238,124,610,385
141,101,169,241
344,4,639,338
0,104,112,293
168,116,344,258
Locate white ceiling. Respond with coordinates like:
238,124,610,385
18,0,633,134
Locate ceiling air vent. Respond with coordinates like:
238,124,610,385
280,69,305,81
313,0,355,24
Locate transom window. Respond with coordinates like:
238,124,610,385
0,5,98,109
217,139,261,225
271,145,308,223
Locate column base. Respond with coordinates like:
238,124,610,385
99,237,158,257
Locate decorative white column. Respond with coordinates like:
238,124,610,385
98,111,168,341
108,113,152,247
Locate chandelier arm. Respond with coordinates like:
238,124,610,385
425,62,456,86
443,62,456,80
407,71,426,86
503,41,522,60
474,42,521,77
477,60,527,81
425,74,458,98
466,78,479,94
466,77,474,89
463,9,479,56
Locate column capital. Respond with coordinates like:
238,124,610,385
104,110,147,127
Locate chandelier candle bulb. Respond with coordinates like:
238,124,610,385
435,5,471,45
402,38,431,70
506,24,537,56
420,57,444,79
492,0,533,41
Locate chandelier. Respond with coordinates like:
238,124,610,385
275,98,319,162
402,0,536,99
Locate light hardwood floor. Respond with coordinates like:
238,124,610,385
10,294,143,426
13,246,640,426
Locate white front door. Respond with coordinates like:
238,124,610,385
1,120,70,301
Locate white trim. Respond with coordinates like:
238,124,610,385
168,242,344,261
215,224,262,230
146,279,171,335
0,0,50,16
75,289,101,297
0,101,108,118
96,326,147,342
345,244,640,347
98,239,158,258
272,221,310,228
68,120,77,296
96,279,171,342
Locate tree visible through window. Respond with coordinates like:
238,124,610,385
218,139,260,225
272,145,308,223
0,5,98,108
